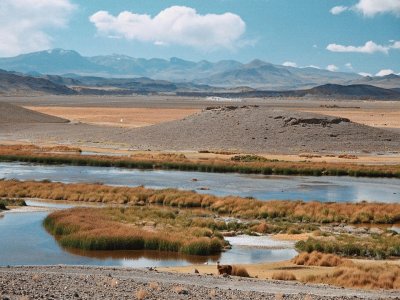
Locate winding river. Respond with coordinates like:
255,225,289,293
0,162,399,267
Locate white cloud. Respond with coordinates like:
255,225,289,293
326,40,400,54
330,6,349,15
282,61,297,67
330,0,400,17
358,72,372,77
354,0,400,17
391,41,400,49
0,0,75,56
375,69,395,76
89,6,246,51
345,63,353,70
327,64,339,72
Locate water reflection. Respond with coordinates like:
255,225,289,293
0,162,399,202
0,209,297,267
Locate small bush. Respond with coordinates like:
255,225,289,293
272,272,297,281
231,266,250,277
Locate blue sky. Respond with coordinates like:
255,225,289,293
1,0,399,75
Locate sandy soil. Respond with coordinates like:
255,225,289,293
24,106,200,128
297,108,400,131
0,266,397,299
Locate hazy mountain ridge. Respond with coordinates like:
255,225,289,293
0,49,381,90
0,69,76,96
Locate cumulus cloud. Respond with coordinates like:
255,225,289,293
89,6,246,50
345,63,353,70
330,6,349,15
282,61,298,67
358,72,372,77
354,0,400,17
327,64,339,72
0,0,75,56
326,40,400,54
375,69,395,76
330,0,400,17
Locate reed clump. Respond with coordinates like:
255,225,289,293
2,180,400,224
303,263,400,290
44,206,225,255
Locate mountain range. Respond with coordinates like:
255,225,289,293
1,68,399,99
2,48,398,90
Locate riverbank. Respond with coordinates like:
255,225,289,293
0,145,400,178
0,265,398,299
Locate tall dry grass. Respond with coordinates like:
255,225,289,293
303,264,400,290
2,180,400,224
272,272,297,281
292,251,343,267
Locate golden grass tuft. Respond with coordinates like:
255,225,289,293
292,251,344,267
148,282,160,291
272,271,297,281
135,288,148,300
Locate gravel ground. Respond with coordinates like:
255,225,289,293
0,266,398,300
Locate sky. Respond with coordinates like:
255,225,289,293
0,0,399,76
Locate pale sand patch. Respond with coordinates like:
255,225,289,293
270,233,311,242
159,260,334,281
24,106,200,128
297,108,400,129
159,259,400,281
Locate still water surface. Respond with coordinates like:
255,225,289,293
1,162,399,202
0,201,296,267
1,161,399,267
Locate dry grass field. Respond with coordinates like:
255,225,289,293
296,107,400,131
24,106,200,128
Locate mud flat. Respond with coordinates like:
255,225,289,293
0,266,398,300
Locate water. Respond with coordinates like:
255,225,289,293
0,162,399,202
0,203,296,267
0,162,398,267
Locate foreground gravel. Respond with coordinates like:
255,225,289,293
0,266,398,300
